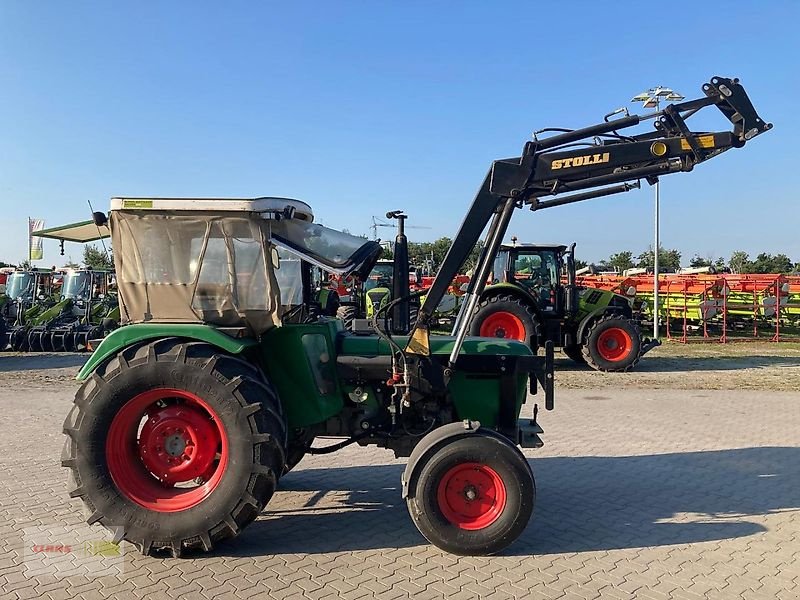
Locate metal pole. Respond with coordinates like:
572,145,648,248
652,95,661,340
653,178,660,339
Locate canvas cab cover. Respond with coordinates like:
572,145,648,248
109,197,380,335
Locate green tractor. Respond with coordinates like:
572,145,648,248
26,269,120,352
1,269,58,351
469,243,655,371
337,210,420,334
62,77,769,557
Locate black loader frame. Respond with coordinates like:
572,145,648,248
401,76,771,392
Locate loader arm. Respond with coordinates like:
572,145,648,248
406,76,771,365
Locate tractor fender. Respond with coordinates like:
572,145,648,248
76,323,258,381
401,420,527,499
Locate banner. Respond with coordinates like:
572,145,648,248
29,218,45,261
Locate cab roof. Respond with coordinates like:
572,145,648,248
109,197,314,222
499,243,568,253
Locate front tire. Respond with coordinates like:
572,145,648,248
469,295,538,343
62,338,287,557
406,433,535,555
582,314,642,372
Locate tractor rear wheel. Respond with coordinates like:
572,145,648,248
336,305,358,331
582,314,642,372
469,295,537,343
407,433,535,555
62,338,287,557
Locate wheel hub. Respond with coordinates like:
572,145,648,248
463,485,478,502
596,327,633,362
138,404,220,485
105,388,229,512
479,311,526,341
437,462,507,530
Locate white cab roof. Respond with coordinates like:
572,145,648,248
110,197,314,222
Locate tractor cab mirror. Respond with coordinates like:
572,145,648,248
92,211,108,227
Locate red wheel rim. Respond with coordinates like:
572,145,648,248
437,462,507,530
479,312,525,340
596,327,633,362
105,388,228,512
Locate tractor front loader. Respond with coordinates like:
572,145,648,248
63,77,769,558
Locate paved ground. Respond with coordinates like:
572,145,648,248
1,354,799,599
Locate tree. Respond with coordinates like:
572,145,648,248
749,252,794,274
83,245,114,270
607,251,635,273
690,254,728,270
574,258,588,270
689,254,712,268
636,246,682,272
62,256,80,270
18,259,31,270
729,251,751,274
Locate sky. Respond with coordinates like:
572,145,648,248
0,1,797,268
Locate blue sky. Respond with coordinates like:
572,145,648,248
0,1,796,267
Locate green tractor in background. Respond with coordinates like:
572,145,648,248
26,269,120,352
1,269,58,351
337,211,420,334
469,243,657,371
336,259,394,328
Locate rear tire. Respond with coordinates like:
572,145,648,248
469,295,538,343
62,338,287,557
336,305,358,332
406,433,534,555
582,314,642,372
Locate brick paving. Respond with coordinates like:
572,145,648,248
0,362,798,599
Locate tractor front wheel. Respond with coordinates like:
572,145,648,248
469,295,537,343
62,339,287,557
582,314,642,372
406,433,534,555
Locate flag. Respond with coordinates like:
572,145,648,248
29,218,45,260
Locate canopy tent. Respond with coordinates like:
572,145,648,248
32,220,110,243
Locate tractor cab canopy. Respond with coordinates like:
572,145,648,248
108,197,380,335
61,269,114,301
5,269,54,301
